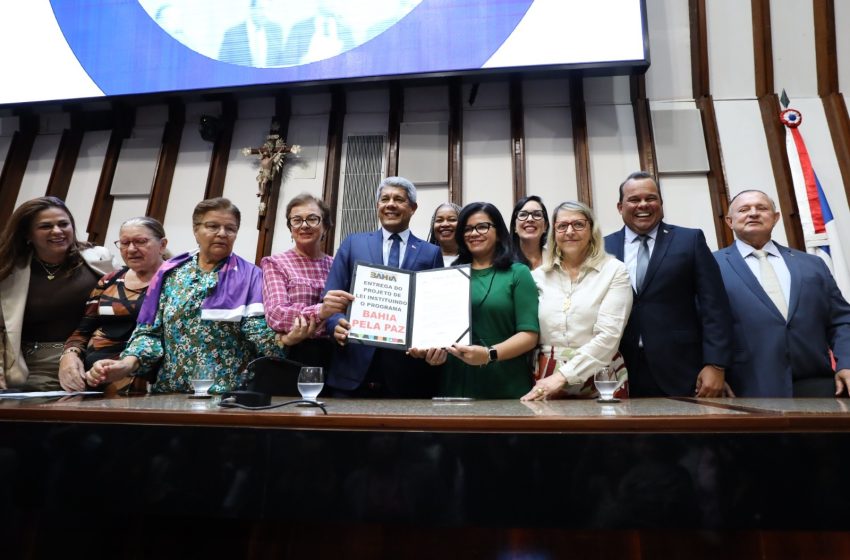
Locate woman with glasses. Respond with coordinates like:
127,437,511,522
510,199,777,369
0,197,114,391
261,193,334,369
439,202,539,398
509,195,550,270
62,217,169,393
89,198,293,393
521,201,633,401
427,202,462,266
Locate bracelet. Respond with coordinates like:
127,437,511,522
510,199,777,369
61,348,82,357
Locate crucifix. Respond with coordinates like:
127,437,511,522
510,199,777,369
241,122,300,223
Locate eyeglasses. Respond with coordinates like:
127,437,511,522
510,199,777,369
463,222,495,236
114,238,152,249
517,210,545,221
199,222,239,236
288,215,322,228
554,219,589,233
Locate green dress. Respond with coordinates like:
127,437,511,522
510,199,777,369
440,263,539,399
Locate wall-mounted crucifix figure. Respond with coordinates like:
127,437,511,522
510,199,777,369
241,121,300,221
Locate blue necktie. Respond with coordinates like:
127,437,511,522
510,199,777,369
388,233,401,268
635,234,650,293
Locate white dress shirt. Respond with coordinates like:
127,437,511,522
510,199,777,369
532,256,634,385
623,224,659,292
246,21,267,67
735,239,792,304
381,228,411,267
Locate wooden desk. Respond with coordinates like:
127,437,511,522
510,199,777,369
2,395,849,559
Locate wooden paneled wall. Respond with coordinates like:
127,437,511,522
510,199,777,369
2,0,849,261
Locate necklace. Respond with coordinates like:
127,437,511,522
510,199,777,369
474,268,497,310
35,258,63,280
557,265,585,312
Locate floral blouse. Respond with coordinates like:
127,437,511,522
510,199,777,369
121,255,285,393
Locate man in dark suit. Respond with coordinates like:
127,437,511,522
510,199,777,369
318,177,444,397
714,189,850,397
603,171,733,397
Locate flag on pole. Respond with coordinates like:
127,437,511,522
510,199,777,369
779,95,850,301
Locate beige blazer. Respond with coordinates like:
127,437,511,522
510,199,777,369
0,247,115,389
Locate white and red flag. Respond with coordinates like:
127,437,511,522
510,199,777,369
779,98,850,301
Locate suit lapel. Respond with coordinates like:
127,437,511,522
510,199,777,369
401,233,422,269
641,222,671,292
369,230,384,265
723,246,785,319
777,243,801,319
608,228,626,261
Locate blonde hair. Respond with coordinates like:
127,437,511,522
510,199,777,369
542,201,606,272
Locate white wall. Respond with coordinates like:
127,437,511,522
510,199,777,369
770,0,817,98
584,77,641,236
14,133,60,208
65,130,110,239
462,81,513,223
706,0,756,100
523,77,576,210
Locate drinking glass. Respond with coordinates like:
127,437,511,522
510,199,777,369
594,366,621,403
190,367,214,398
298,367,324,402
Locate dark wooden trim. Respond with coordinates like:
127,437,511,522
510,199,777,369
689,0,710,97
758,94,805,249
570,75,592,207
509,75,526,203
322,86,346,255
386,82,402,177
813,0,850,207
751,1,804,249
86,106,134,245
687,0,733,247
0,115,38,221
146,99,185,222
255,93,292,263
447,78,463,206
822,93,850,207
752,0,774,97
696,95,735,247
204,96,236,199
813,0,838,96
630,75,657,177
45,127,84,201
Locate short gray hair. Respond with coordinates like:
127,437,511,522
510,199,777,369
375,176,417,205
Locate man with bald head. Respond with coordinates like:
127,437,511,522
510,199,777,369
714,189,850,397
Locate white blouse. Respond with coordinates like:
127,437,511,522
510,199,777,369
531,255,633,385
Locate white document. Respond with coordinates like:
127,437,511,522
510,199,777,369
410,266,471,349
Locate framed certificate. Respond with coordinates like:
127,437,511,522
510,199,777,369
346,262,471,350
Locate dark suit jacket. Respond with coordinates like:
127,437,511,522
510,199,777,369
218,22,287,66
604,223,733,396
322,230,443,396
714,242,850,397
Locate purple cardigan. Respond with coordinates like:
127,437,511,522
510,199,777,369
137,251,265,325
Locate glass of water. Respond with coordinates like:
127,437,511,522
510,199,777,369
298,367,324,402
594,366,621,403
190,375,214,398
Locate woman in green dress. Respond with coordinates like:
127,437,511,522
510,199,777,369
440,202,540,399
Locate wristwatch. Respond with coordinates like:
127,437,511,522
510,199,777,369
487,346,498,364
